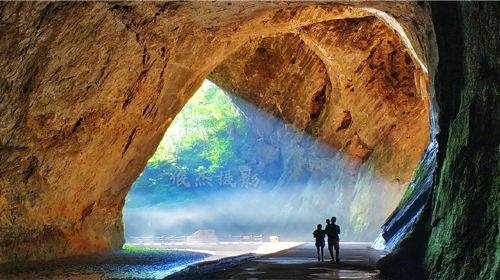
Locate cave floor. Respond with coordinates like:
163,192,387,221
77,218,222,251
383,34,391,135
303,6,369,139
167,242,387,279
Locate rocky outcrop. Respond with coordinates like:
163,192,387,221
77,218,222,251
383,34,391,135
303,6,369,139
0,0,441,269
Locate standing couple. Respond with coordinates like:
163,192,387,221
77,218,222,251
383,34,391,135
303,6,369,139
312,216,340,262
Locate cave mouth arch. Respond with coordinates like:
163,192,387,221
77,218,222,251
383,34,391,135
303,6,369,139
123,13,433,247
123,74,425,245
0,2,438,264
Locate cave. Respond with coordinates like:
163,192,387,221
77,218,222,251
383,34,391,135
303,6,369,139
122,78,423,245
0,2,498,280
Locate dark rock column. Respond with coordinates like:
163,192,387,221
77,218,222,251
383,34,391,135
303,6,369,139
425,2,500,279
378,2,500,280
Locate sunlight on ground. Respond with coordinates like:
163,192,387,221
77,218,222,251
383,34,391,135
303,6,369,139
124,242,304,261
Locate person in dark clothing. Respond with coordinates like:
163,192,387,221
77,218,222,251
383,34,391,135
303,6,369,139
326,216,340,262
324,219,335,261
313,224,325,261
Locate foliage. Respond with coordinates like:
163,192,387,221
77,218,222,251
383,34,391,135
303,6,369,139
122,244,168,252
148,81,245,173
127,81,250,208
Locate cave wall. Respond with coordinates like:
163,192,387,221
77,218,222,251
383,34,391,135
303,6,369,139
425,2,499,279
210,16,430,238
0,2,494,280
0,2,433,263
377,2,499,280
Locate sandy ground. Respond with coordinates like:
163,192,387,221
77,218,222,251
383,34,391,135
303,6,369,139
165,242,387,279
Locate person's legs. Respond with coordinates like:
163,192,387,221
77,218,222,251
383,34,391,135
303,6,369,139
316,245,320,261
334,240,340,262
327,239,334,260
320,244,325,262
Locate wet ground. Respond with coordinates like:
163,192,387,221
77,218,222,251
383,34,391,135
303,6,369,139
166,242,387,279
0,249,210,280
130,241,302,261
0,243,385,280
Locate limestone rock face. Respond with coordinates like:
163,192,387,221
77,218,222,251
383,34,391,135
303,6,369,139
0,1,434,263
210,15,430,238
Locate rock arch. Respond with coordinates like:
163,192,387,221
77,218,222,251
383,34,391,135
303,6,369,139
0,2,434,263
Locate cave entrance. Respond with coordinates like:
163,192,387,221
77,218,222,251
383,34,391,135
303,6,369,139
123,80,414,246
121,12,433,262
0,3,440,273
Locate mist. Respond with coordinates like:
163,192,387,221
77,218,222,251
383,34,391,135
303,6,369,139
123,80,403,242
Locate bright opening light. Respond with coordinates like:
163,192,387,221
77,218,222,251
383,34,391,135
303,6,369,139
123,80,401,244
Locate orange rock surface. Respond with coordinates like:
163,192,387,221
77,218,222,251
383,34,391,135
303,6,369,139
0,2,432,262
